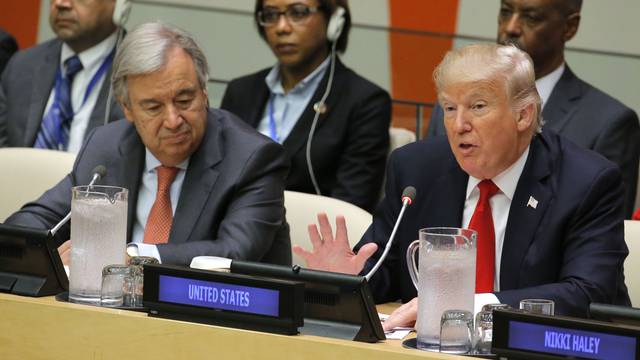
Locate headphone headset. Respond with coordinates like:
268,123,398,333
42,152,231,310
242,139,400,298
113,0,132,28
326,6,346,43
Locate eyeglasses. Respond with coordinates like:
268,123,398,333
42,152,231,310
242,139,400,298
257,4,321,27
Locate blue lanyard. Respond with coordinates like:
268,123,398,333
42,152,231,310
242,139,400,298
267,96,280,143
54,47,116,115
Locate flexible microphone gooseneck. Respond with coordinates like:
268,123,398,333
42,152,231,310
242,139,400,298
364,186,416,281
51,165,108,236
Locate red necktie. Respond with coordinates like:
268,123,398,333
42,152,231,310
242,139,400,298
143,166,179,244
469,179,500,293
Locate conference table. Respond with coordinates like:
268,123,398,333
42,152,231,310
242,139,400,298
0,293,469,359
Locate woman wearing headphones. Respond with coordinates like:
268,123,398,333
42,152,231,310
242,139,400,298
221,0,391,213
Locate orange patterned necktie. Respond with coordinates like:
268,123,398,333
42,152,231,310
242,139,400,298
469,179,500,293
143,166,179,244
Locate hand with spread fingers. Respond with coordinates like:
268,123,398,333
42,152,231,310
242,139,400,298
293,213,378,275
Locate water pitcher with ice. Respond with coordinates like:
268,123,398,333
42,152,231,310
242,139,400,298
69,185,128,305
406,227,477,351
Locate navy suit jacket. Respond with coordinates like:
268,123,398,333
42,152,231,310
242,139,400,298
6,109,292,266
428,66,640,217
357,130,630,317
0,38,123,148
220,59,391,212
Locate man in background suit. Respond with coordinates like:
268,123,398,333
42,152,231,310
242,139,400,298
0,0,124,152
296,44,629,326
0,28,18,75
6,22,291,266
221,0,391,213
428,0,640,218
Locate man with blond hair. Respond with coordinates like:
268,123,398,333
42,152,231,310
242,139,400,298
295,44,630,326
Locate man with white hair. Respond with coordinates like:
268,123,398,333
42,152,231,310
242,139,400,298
6,22,292,266
295,44,630,325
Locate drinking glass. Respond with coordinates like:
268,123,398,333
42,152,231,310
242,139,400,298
100,264,131,307
439,309,474,354
519,298,555,315
123,256,159,307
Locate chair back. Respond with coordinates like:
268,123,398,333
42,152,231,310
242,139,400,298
284,190,372,266
0,148,76,221
624,220,640,306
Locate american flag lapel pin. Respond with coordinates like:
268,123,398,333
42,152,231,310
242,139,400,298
527,196,538,209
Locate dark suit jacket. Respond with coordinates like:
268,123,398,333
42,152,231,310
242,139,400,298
356,130,630,317
427,66,640,217
6,109,292,266
0,38,123,148
220,59,391,212
0,28,18,76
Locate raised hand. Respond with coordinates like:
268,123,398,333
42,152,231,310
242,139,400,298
293,213,378,275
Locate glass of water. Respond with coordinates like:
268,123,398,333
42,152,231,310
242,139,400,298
101,264,131,307
439,309,474,354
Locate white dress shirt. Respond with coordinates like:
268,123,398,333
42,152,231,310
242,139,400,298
463,146,530,313
535,63,565,111
256,56,330,143
43,32,117,153
129,149,189,262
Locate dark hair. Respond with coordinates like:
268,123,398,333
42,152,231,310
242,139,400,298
254,0,351,53
566,0,582,13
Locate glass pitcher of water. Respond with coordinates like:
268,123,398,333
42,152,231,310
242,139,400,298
406,227,477,351
69,185,128,305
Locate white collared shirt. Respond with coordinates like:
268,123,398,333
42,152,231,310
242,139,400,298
43,32,117,153
130,149,190,262
535,63,565,111
256,56,330,143
463,146,530,313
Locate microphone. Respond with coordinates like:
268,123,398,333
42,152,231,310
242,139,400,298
364,186,416,281
51,165,108,236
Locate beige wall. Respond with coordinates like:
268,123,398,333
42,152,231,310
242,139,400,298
37,0,638,112
456,0,639,113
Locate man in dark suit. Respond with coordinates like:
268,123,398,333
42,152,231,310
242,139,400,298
6,22,291,266
221,0,391,213
0,28,18,75
295,44,629,326
428,0,640,218
0,0,124,152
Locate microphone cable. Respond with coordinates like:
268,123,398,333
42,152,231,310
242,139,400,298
305,40,338,196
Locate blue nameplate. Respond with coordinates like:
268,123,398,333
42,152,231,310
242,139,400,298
493,309,639,359
143,264,304,335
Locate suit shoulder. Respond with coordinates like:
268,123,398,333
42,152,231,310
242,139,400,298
339,64,389,97
543,130,620,177
392,136,452,165
226,68,271,90
575,76,638,119
211,108,280,147
7,39,59,66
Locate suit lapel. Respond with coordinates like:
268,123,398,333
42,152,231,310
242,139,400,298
248,79,271,128
170,111,223,243
117,126,145,241
500,135,553,289
281,59,347,159
24,41,61,146
541,66,583,134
